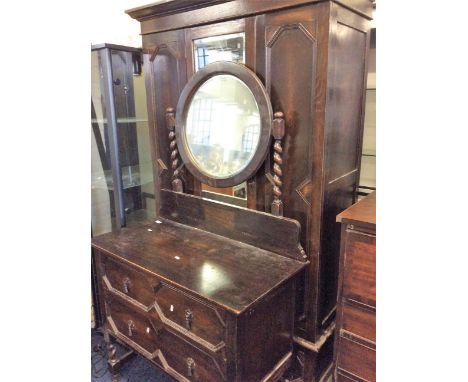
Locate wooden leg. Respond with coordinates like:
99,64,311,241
294,327,335,382
104,329,121,382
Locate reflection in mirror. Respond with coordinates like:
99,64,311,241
193,32,248,205
194,33,245,71
201,184,247,207
186,74,261,180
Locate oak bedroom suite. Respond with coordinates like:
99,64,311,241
91,1,376,381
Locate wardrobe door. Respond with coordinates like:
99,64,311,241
142,31,190,210
259,4,327,341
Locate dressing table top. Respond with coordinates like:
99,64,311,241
92,218,306,314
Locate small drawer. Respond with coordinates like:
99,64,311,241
341,302,375,342
152,283,227,349
100,254,159,308
337,335,376,382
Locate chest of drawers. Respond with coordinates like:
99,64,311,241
334,192,376,382
92,198,307,382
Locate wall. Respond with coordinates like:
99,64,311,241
90,0,146,47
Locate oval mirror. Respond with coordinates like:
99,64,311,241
176,62,272,188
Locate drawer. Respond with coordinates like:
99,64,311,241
151,283,227,349
341,302,376,342
100,254,159,308
105,295,227,382
336,335,376,382
155,324,227,382
342,229,376,306
105,294,160,356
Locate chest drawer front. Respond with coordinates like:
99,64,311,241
152,283,227,349
337,335,376,382
156,327,227,382
101,254,159,308
105,294,227,382
342,229,376,306
105,295,161,355
342,302,376,343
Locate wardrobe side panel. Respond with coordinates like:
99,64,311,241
320,4,370,330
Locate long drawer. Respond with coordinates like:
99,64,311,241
100,254,227,349
105,294,228,382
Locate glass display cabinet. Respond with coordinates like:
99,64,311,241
91,43,155,327
358,28,376,198
91,43,155,235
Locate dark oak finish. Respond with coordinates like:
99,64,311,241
334,192,376,382
126,0,372,35
175,61,273,188
93,218,305,314
125,1,372,381
159,189,307,262
93,212,307,381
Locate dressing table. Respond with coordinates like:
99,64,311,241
92,1,372,381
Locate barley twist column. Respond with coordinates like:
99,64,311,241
166,107,183,192
271,111,285,216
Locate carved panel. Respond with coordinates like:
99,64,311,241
144,31,187,192
103,274,227,352
265,18,317,257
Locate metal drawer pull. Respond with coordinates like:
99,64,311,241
185,309,193,330
186,357,195,377
128,320,135,337
123,277,131,294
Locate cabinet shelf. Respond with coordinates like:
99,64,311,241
91,117,148,124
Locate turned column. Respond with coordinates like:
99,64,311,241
271,111,285,216
166,107,183,192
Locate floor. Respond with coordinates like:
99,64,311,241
91,330,175,382
91,329,333,382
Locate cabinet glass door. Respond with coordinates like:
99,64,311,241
91,49,114,235
91,45,155,235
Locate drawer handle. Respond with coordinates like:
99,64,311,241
122,277,131,294
128,320,135,337
185,309,193,330
186,357,195,377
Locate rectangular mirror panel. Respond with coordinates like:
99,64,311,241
193,32,248,206
194,32,245,71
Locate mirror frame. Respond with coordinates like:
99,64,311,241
175,61,273,188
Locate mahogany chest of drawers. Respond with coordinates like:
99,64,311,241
334,192,376,382
92,202,307,382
